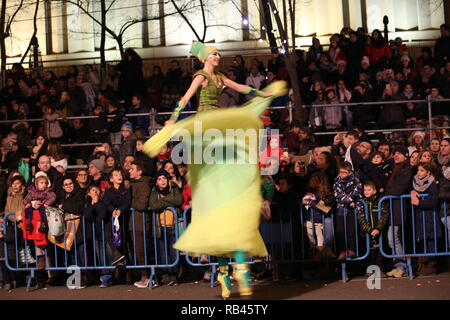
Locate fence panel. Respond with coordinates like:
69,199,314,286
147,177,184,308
378,195,450,279
3,208,180,289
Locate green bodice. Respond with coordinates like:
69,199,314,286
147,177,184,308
194,70,224,112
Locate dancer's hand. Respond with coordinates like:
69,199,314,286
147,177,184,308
165,120,175,126
263,91,273,97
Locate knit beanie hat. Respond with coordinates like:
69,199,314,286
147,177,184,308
121,121,133,132
411,131,426,140
361,56,370,66
35,171,51,188
90,159,105,172
190,41,219,63
393,145,409,158
154,169,171,181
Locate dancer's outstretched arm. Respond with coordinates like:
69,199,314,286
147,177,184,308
221,75,272,97
167,75,205,124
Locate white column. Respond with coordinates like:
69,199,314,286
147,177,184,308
213,0,243,42
417,0,445,30
348,0,363,30
51,2,66,53
314,0,344,36
66,3,95,53
112,0,143,49
146,0,162,46
164,0,194,46
248,0,262,40
366,0,396,32
394,0,418,30
295,0,316,36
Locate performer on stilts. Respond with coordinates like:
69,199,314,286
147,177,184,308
144,41,287,299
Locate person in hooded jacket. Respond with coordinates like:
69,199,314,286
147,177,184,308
149,169,183,286
128,161,152,288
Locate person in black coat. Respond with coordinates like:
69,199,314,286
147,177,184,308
100,168,131,269
116,49,145,106
384,145,413,278
88,105,109,143
434,24,450,69
344,32,366,75
57,177,87,270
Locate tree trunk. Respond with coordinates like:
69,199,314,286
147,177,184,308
117,35,124,59
261,0,278,53
20,0,40,64
0,0,7,87
100,0,107,89
289,0,295,50
268,0,305,123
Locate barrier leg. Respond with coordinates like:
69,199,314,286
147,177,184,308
407,258,414,280
149,267,157,289
26,270,35,291
341,262,348,283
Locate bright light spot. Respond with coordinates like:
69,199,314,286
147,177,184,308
243,18,249,25
262,26,266,30
271,29,276,33
283,40,287,44
273,10,278,14
280,48,286,54
258,38,264,43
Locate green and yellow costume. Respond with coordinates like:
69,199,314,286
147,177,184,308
144,41,287,297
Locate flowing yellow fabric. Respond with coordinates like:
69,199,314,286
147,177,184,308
144,81,287,257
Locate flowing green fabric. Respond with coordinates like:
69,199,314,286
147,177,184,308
144,81,287,257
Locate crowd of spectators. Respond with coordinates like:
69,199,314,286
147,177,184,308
0,25,450,291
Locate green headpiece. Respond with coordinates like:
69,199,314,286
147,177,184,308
190,41,218,63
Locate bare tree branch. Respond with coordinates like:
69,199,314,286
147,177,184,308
5,0,24,36
200,0,207,42
20,0,40,64
106,0,117,12
170,0,201,41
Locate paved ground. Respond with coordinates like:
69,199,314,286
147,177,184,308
1,272,449,300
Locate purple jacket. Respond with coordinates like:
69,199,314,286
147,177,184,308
23,185,57,206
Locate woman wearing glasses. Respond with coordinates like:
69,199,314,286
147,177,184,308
75,169,89,193
57,176,88,287
145,42,286,299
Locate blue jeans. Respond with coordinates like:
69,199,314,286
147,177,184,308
441,216,450,248
388,225,407,271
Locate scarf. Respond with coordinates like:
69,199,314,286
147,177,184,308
413,174,435,193
156,185,170,196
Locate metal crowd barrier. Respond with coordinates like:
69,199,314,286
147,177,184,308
2,208,179,289
378,195,450,279
182,199,370,283
4,195,450,289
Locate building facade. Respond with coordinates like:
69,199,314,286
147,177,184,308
1,0,447,67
